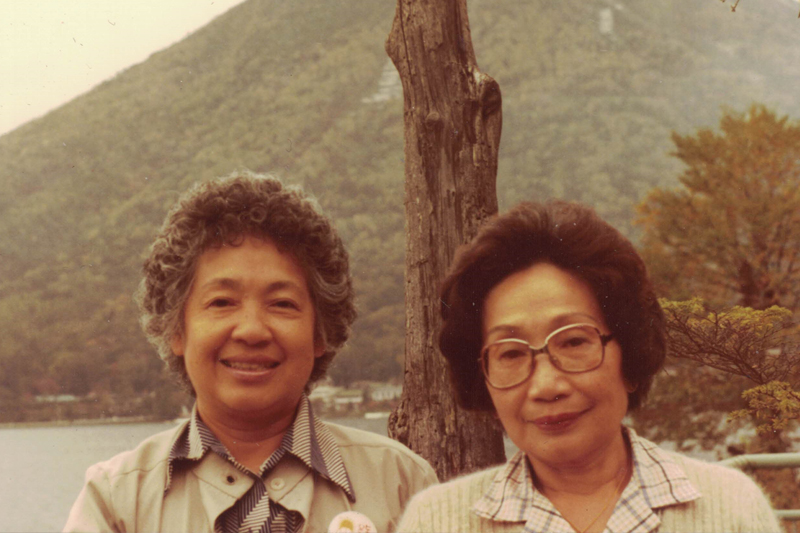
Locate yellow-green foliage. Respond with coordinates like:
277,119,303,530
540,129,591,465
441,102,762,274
633,298,799,449
660,298,798,385
662,298,793,329
730,381,800,436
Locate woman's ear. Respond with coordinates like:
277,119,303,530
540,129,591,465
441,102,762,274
170,334,185,357
314,341,326,359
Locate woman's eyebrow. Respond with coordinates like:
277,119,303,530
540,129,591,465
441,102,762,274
550,312,601,328
484,313,602,339
197,277,240,292
196,278,305,293
484,324,519,339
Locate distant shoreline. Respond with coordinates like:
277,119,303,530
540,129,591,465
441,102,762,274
0,410,392,430
0,415,168,430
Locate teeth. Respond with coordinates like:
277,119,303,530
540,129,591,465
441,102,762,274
537,419,566,425
222,361,277,371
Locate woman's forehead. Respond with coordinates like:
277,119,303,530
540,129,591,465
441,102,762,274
482,263,606,338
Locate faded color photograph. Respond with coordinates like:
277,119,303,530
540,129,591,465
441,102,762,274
1,0,799,531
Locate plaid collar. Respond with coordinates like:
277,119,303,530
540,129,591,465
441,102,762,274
473,427,701,533
166,394,355,502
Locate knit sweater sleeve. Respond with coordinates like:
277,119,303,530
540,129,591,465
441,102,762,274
660,454,782,533
724,467,782,533
394,493,426,533
396,467,511,533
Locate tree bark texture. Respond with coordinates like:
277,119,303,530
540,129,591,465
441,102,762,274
386,0,506,481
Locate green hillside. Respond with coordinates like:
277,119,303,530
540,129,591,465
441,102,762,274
0,0,797,420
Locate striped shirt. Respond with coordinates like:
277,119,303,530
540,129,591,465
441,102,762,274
167,395,354,533
472,428,702,533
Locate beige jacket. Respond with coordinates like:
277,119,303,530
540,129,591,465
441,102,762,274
64,420,437,533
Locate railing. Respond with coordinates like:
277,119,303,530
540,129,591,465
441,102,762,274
720,453,800,531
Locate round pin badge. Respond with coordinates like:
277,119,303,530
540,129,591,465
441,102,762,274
327,511,377,533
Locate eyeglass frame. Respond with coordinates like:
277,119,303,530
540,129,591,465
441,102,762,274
479,323,615,390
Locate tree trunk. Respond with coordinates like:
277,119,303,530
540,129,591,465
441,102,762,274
386,0,506,481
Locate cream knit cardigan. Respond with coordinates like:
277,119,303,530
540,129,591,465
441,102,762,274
397,451,781,533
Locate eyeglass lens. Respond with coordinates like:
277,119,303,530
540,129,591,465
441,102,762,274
483,325,604,388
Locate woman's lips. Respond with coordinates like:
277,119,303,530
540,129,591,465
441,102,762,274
531,410,586,430
219,359,280,381
221,360,279,371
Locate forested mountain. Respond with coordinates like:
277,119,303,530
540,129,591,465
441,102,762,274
1,0,798,418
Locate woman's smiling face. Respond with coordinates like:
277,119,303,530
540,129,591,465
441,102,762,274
170,235,323,428
482,262,630,469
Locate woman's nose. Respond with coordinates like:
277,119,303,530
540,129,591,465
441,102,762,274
231,306,273,345
525,356,571,402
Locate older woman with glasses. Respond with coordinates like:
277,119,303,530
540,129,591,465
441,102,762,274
398,201,779,533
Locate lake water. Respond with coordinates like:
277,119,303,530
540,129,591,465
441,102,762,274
0,416,519,532
0,417,390,533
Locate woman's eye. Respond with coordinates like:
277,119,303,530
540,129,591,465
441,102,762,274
560,336,589,349
498,349,526,360
273,300,299,310
209,298,232,308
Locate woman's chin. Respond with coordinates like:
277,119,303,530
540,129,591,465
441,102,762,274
521,425,626,469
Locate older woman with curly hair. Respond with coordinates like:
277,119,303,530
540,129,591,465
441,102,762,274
65,171,436,533
398,201,778,533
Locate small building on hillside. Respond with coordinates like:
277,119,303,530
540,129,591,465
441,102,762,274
34,394,78,404
333,390,364,412
308,384,344,409
368,383,403,402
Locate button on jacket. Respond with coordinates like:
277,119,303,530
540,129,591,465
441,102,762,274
63,419,438,532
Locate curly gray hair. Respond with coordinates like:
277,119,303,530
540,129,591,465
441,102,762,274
136,170,356,394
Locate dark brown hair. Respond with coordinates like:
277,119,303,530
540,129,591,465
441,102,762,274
136,170,356,394
439,200,664,412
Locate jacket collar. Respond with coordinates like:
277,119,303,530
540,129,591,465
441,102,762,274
165,394,355,502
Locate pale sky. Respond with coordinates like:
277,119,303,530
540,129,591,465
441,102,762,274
0,0,248,137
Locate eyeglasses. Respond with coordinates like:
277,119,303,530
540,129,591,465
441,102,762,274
479,324,614,390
